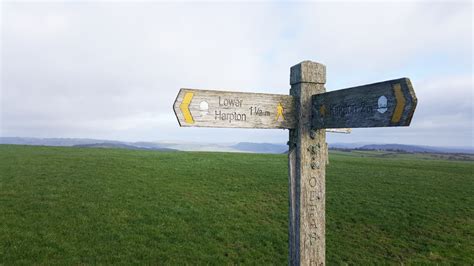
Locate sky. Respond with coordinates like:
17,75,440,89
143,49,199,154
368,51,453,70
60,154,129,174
1,1,472,147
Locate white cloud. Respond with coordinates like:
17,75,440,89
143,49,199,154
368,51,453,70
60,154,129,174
1,1,472,146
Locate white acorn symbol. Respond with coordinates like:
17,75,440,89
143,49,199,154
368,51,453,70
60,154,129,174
377,96,388,114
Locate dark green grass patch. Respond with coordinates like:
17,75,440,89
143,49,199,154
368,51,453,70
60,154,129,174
1,145,473,264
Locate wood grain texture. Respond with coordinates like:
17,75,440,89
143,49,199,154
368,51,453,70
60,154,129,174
312,78,417,129
326,128,351,134
173,89,296,129
288,61,326,266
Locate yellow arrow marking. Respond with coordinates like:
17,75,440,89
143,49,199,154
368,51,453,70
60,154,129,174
180,92,194,124
391,83,406,123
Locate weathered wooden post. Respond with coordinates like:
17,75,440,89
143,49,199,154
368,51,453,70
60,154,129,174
288,61,326,265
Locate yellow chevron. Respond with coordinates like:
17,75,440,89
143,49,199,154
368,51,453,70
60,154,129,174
180,92,194,124
391,83,406,123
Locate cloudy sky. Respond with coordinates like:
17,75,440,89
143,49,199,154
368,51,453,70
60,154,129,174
1,1,472,147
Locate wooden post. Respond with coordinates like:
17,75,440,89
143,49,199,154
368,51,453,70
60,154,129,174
288,61,326,266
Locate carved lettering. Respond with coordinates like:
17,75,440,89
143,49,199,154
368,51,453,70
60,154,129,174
249,106,271,116
309,232,318,246
214,110,247,123
218,96,243,107
326,102,376,117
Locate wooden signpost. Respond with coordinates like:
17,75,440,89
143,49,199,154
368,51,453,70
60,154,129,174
173,61,417,265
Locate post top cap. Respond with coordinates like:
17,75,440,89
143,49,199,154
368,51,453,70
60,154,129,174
290,61,326,85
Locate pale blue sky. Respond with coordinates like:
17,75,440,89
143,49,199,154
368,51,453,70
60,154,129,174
1,1,472,147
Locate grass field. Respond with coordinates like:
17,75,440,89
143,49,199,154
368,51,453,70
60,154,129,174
1,145,473,264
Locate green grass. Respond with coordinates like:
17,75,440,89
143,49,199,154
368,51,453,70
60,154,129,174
1,145,473,264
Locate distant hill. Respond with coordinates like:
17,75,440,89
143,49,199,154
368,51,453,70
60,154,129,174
358,144,437,153
421,146,474,154
0,137,119,147
0,137,176,152
1,137,472,154
329,142,371,149
231,142,288,154
73,142,176,151
357,144,474,154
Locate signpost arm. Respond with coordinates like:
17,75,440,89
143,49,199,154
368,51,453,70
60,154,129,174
288,61,326,266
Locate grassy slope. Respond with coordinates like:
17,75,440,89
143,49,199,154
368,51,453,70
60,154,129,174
0,145,473,264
